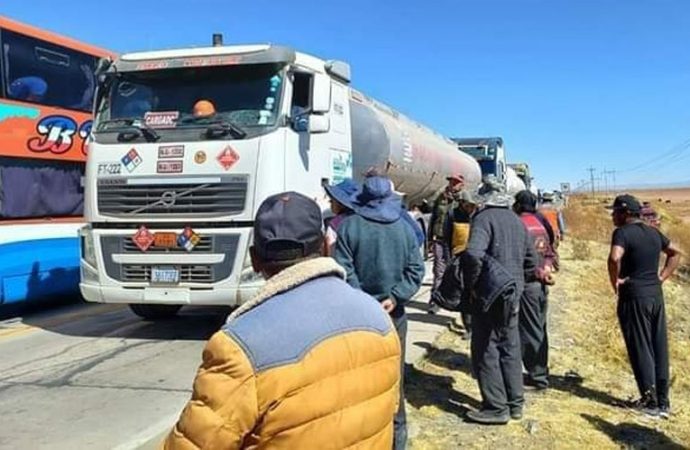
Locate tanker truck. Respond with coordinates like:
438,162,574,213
79,40,482,319
508,162,537,195
452,137,525,195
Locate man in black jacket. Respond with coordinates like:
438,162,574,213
462,188,538,424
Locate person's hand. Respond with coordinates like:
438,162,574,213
614,278,628,294
381,298,396,314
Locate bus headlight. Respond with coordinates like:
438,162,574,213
80,226,97,267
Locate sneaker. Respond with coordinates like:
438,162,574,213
510,408,523,420
427,302,441,315
466,409,510,425
523,377,548,392
628,397,660,418
659,405,671,419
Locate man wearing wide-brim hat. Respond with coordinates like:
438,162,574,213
334,175,426,450
323,178,359,254
461,181,539,424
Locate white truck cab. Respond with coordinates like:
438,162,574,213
80,41,480,319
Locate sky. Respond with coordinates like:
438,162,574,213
4,0,690,190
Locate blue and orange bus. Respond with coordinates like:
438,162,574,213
0,16,111,305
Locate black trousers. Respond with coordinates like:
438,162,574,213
519,282,549,387
617,289,670,407
471,298,524,415
461,312,472,332
391,312,407,450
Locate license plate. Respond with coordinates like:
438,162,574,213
154,232,177,248
151,267,180,284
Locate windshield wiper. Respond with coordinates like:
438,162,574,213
180,116,247,139
98,118,160,142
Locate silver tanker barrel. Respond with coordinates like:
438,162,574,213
348,90,481,205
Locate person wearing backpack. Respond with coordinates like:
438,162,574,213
513,190,557,391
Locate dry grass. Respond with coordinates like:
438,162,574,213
562,195,613,243
570,240,591,261
406,196,690,449
628,188,690,259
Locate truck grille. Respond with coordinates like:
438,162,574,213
97,176,248,218
122,265,214,283
123,235,213,253
100,234,240,284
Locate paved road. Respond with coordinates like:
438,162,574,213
0,283,452,449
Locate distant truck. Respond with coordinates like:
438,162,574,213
452,137,525,195
508,162,538,195
80,39,482,319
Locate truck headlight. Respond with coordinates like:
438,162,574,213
80,226,97,267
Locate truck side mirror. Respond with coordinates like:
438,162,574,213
308,115,330,133
311,73,331,113
292,114,330,134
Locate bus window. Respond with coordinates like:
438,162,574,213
1,29,98,112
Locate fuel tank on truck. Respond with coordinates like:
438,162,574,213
348,90,481,205
506,166,527,195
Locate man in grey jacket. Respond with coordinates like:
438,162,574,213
462,187,538,424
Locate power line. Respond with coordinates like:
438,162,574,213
618,138,690,174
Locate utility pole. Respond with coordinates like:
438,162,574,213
587,167,596,199
603,169,616,195
602,167,609,195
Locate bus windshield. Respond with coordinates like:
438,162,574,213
0,19,107,220
95,63,285,141
2,29,98,112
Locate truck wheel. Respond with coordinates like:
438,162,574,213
128,304,182,320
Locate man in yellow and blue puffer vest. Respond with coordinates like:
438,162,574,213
163,192,401,449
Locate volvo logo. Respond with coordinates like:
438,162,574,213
160,191,177,207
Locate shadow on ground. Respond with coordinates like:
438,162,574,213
415,341,628,409
405,362,481,418
582,414,686,450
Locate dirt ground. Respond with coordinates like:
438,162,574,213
404,198,690,449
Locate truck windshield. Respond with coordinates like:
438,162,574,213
460,145,495,160
478,160,497,176
94,63,284,141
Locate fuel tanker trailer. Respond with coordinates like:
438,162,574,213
80,38,481,319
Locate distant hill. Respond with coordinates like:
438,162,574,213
617,180,690,190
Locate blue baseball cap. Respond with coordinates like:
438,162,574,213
254,192,324,261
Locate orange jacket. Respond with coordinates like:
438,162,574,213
539,207,561,241
163,258,401,449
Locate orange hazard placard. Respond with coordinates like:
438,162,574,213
154,232,178,248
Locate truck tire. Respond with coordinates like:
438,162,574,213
128,304,182,320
